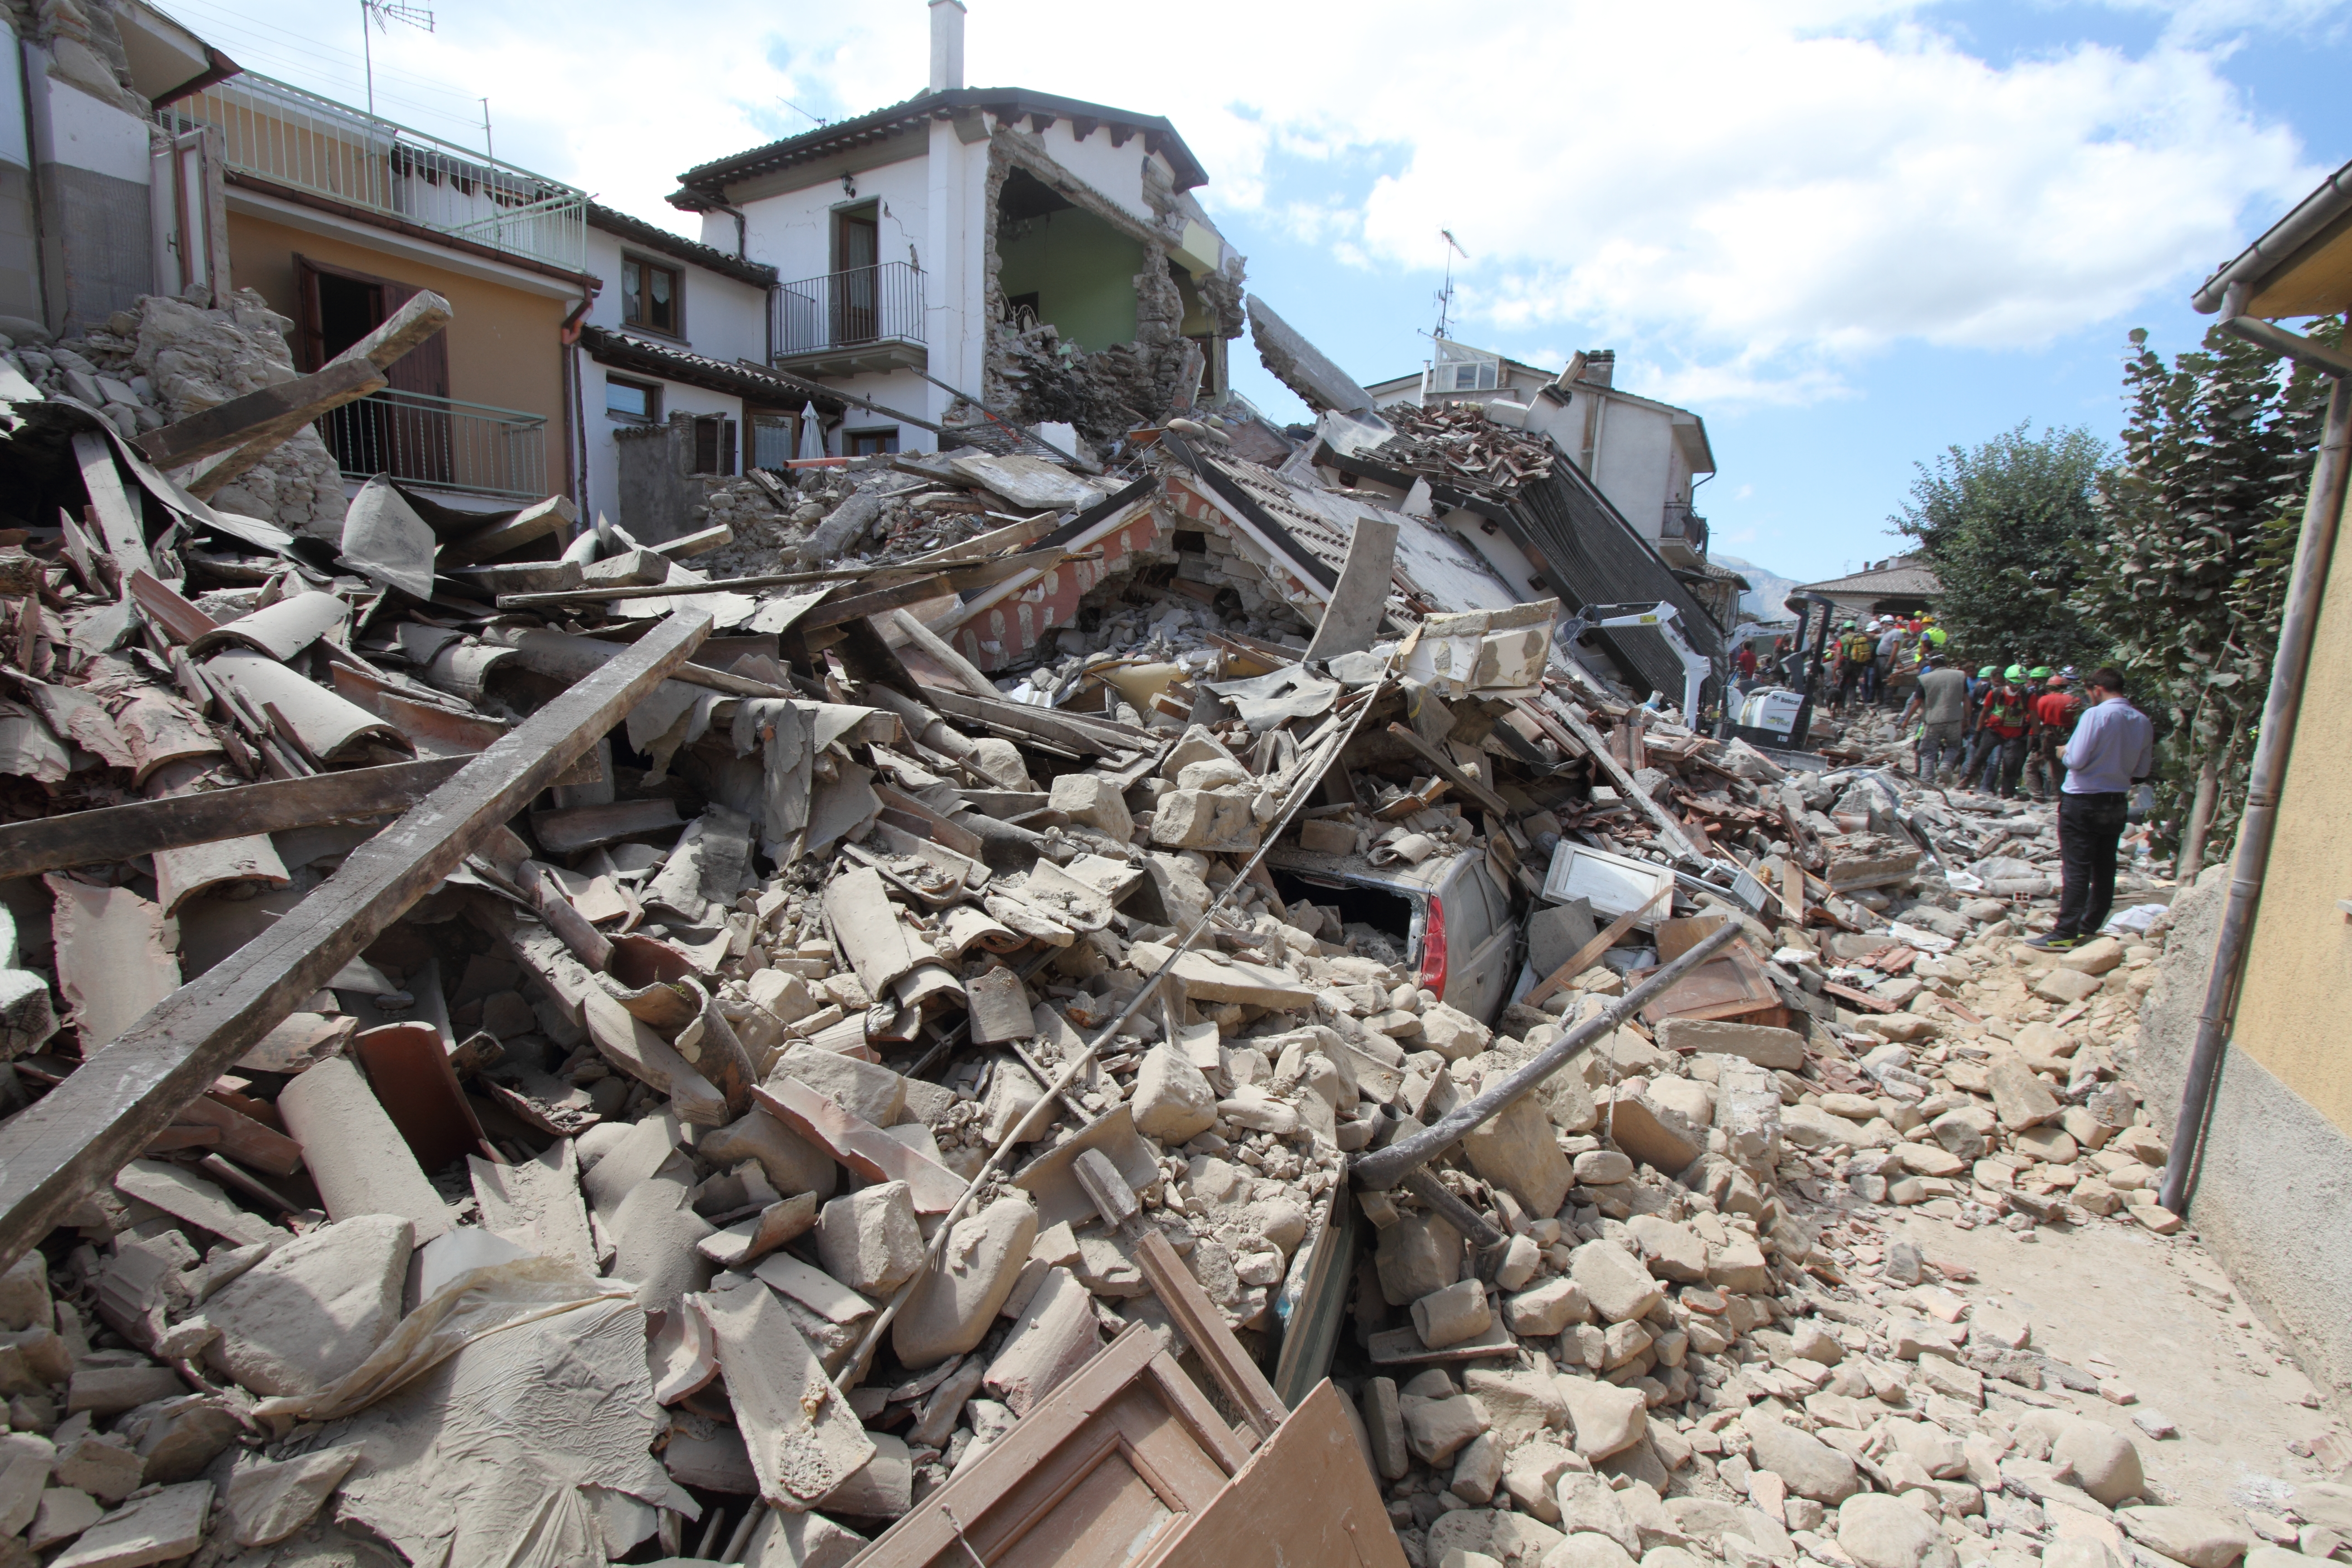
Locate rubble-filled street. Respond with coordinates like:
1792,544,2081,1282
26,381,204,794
0,3,2343,1566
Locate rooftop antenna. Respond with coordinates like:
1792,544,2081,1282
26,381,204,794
1434,229,1468,340
359,0,435,118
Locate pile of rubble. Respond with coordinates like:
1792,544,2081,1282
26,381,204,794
0,269,2319,1568
0,287,349,537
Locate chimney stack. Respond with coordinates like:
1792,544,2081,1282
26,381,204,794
929,0,965,94
1580,349,1615,389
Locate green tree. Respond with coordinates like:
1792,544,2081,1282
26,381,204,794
1892,423,2112,674
2067,319,2339,874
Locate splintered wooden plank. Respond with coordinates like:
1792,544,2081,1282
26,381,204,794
0,758,467,879
0,608,714,1269
73,433,152,576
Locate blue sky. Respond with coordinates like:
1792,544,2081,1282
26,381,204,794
168,0,2350,585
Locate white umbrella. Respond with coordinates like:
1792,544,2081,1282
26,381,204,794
796,402,825,461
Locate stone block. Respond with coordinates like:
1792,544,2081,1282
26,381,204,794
895,1199,1038,1369
1130,1044,1219,1144
1558,1377,1646,1459
1465,1094,1573,1218
1048,775,1133,841
202,1214,410,1399
1989,1056,2060,1130
49,1481,211,1568
1570,1241,1663,1323
1654,1019,1805,1070
817,1181,922,1295
1605,1093,1705,1175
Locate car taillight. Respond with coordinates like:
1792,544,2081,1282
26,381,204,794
1419,894,1448,997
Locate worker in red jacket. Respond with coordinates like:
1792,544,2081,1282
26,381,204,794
2027,669,2086,800
1966,667,2034,799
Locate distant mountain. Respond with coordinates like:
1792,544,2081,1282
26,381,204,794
1712,554,1803,624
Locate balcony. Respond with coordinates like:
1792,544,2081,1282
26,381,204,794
1659,506,1708,567
315,388,548,501
159,73,588,274
773,261,926,377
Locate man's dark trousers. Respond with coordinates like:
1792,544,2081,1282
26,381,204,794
2055,790,2131,939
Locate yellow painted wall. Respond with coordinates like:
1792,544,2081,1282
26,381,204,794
225,212,567,424
2232,475,2352,1137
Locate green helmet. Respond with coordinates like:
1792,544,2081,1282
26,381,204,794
2028,666,2052,679
2004,664,2026,681
1977,666,1997,678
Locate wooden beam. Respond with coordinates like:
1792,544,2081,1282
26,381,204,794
333,289,453,372
135,359,386,469
72,433,151,576
1383,722,1510,817
0,756,467,879
0,608,713,1269
796,574,951,630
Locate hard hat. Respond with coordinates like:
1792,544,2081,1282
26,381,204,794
1978,666,1996,678
1922,613,1937,623
1843,620,1857,629
2004,664,2025,681
2048,671,2072,685
2060,665,2078,679
2028,666,2052,679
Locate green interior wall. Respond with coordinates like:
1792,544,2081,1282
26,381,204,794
995,206,1144,352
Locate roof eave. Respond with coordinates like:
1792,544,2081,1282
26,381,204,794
2194,154,2352,314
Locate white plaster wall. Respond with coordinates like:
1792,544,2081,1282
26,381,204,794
581,228,769,363
733,154,931,289
1593,405,1677,541
0,27,27,171
578,356,745,526
35,69,148,182
1031,120,1157,226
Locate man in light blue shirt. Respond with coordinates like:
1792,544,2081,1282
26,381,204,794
2030,667,2156,950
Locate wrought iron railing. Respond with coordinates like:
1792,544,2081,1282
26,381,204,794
315,388,547,500
774,261,925,356
158,73,588,273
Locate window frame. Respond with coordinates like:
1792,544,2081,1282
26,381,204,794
843,426,899,457
604,375,661,423
620,253,686,340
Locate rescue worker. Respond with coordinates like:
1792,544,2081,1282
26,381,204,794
1874,618,1906,706
2026,669,2085,801
1967,666,2035,798
1900,653,1970,782
1836,621,1872,709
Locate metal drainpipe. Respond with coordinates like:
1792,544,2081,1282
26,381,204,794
2160,314,2352,1216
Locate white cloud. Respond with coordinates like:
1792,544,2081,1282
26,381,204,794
172,0,2325,409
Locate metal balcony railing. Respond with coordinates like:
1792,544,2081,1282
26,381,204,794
159,73,588,273
315,388,547,500
775,262,926,356
1665,507,1709,555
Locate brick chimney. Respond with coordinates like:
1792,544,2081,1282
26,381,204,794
929,0,965,93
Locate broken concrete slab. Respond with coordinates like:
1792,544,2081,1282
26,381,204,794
469,1142,596,1270
894,1197,1038,1369
983,1266,1101,1416
696,1275,874,1509
222,1447,361,1546
202,1214,410,1399
48,1480,210,1568
816,1181,923,1295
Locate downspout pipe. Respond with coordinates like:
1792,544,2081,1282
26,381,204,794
2161,292,2352,1217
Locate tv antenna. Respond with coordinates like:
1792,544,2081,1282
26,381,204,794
1433,229,1468,339
359,0,435,118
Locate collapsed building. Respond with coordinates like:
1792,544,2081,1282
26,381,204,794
0,211,2270,1568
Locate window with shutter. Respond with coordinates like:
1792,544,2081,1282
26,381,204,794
691,416,737,475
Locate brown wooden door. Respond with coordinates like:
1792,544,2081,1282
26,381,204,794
294,256,452,486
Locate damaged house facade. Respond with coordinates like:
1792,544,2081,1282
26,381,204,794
666,0,1247,458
